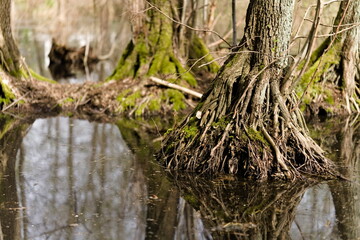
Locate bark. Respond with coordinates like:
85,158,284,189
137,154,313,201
160,0,335,179
0,0,21,74
298,0,360,115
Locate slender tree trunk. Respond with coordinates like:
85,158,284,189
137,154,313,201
0,0,21,74
160,0,334,179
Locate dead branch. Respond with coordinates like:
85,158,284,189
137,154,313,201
149,76,203,98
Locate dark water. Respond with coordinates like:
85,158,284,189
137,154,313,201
0,115,359,239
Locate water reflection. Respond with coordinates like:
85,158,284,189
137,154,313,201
0,115,359,239
2,117,148,239
328,117,360,240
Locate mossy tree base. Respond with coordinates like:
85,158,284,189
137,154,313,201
161,51,334,180
159,0,336,180
297,39,360,116
298,0,360,116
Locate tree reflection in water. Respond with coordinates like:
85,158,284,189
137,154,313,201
326,116,360,240
16,117,148,239
170,173,312,239
0,115,359,239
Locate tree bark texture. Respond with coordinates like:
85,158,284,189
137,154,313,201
0,0,21,74
160,0,334,179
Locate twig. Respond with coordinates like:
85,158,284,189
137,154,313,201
149,76,203,98
2,92,29,112
208,20,242,48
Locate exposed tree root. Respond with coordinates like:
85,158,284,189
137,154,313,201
160,49,336,180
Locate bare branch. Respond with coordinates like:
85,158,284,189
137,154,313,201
149,76,203,98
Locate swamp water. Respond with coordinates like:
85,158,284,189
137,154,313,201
0,115,359,240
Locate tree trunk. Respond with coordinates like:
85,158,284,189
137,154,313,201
108,0,218,84
108,0,195,84
0,0,21,74
160,0,335,179
298,0,360,116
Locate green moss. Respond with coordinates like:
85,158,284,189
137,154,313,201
107,40,137,81
63,97,75,103
211,117,230,130
123,91,141,109
164,128,174,136
324,89,335,105
162,89,186,111
183,194,199,208
135,101,147,117
182,125,198,139
189,36,220,73
160,55,176,75
298,42,341,92
0,78,15,105
147,12,173,76
148,97,161,111
247,128,268,145
116,89,132,101
30,69,57,83
171,55,197,87
0,115,15,139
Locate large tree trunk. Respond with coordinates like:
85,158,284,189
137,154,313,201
160,0,334,179
298,0,360,116
0,0,21,74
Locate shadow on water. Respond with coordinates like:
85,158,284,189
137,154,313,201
0,114,359,239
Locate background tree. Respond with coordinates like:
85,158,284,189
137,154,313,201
296,0,360,115
160,0,334,179
108,0,219,85
0,0,21,74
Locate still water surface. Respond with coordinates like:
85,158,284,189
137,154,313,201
0,116,359,239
